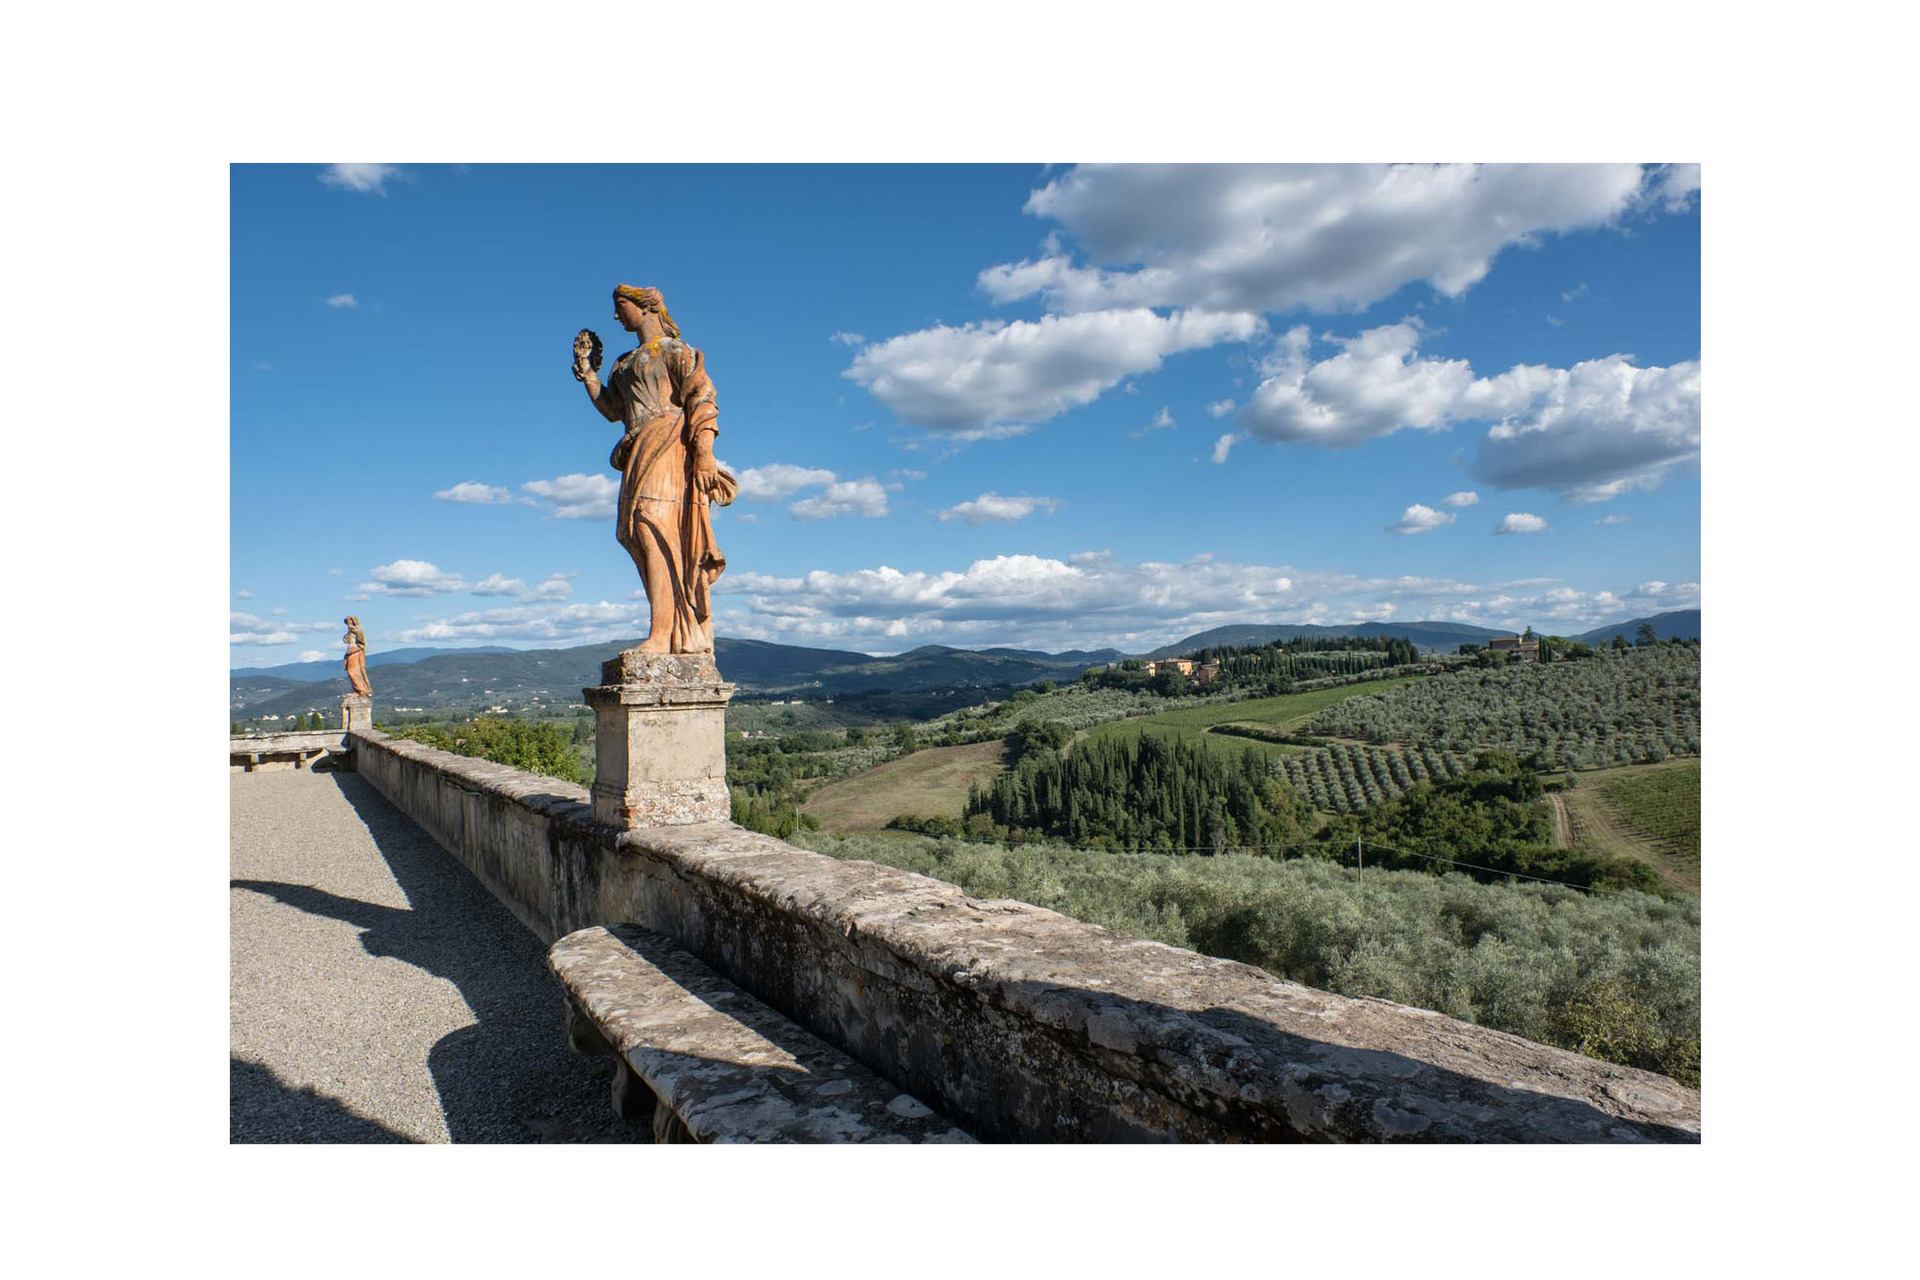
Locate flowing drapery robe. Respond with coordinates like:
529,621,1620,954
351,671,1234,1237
343,640,371,696
590,336,729,653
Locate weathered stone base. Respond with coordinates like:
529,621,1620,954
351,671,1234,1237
341,694,373,735
584,650,734,829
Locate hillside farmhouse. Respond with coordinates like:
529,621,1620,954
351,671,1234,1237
1487,635,1541,662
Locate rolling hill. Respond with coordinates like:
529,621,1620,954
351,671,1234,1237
231,613,1700,722
1147,621,1510,657
1573,610,1701,646
1150,612,1702,658
231,645,519,682
231,635,1128,720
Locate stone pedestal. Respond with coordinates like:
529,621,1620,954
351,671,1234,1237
584,650,735,829
341,694,373,736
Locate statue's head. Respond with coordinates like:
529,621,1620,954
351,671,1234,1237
613,284,680,339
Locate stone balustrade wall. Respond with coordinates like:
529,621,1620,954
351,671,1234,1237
230,730,347,750
346,728,1701,1143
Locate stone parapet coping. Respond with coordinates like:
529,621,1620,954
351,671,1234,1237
552,924,974,1143
349,729,1701,1142
229,730,347,753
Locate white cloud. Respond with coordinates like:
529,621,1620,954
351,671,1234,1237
394,601,642,645
1387,504,1458,535
1597,514,1632,525
1495,513,1550,535
521,473,619,519
531,574,575,601
1623,580,1701,611
231,612,334,646
270,607,289,616
325,294,358,309
713,552,1669,652
328,569,343,576
978,164,1655,315
1644,164,1701,213
356,559,469,597
435,481,511,505
1235,322,1699,500
1130,406,1175,439
1562,282,1590,303
790,479,889,520
1469,355,1701,502
297,650,327,663
736,464,838,502
829,331,865,347
235,589,252,600
1238,322,1476,447
938,493,1060,525
945,424,1036,443
1210,433,1239,465
1443,491,1480,507
319,163,404,194
890,469,927,482
472,573,528,597
1206,399,1237,419
844,308,1260,434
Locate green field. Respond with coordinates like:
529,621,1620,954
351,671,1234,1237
1564,760,1702,894
1080,676,1423,761
799,738,1009,832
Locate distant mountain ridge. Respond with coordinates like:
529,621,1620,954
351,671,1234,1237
1572,610,1700,645
231,613,1700,721
1147,621,1509,658
232,645,519,681
230,635,1129,720
1149,611,1701,658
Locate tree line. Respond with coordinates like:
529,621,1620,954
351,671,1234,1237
964,727,1663,894
385,717,589,784
967,731,1314,853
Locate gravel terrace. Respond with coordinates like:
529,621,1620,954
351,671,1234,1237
230,766,643,1143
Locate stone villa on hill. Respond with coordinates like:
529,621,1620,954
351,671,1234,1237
1129,658,1221,683
1488,635,1541,662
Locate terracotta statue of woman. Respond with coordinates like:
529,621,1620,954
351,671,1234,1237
342,616,371,696
574,285,737,654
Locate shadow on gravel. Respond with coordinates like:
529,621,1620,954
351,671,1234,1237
230,1058,414,1143
231,772,641,1144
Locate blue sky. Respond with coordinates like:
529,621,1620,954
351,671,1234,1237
231,163,1699,665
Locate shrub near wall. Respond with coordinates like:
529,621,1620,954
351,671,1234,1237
386,718,588,784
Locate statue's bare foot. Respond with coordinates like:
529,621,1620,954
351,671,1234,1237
637,637,671,655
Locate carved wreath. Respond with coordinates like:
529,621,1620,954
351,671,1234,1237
573,328,604,382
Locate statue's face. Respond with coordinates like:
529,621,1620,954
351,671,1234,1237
614,297,647,333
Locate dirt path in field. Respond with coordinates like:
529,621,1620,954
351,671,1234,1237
1547,792,1573,849
1561,760,1701,896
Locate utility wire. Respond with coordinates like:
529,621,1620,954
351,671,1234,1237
1349,839,1596,894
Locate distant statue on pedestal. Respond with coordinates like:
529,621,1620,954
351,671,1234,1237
574,285,738,655
342,616,371,697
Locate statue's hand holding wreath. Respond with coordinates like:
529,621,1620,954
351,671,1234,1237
572,329,603,382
